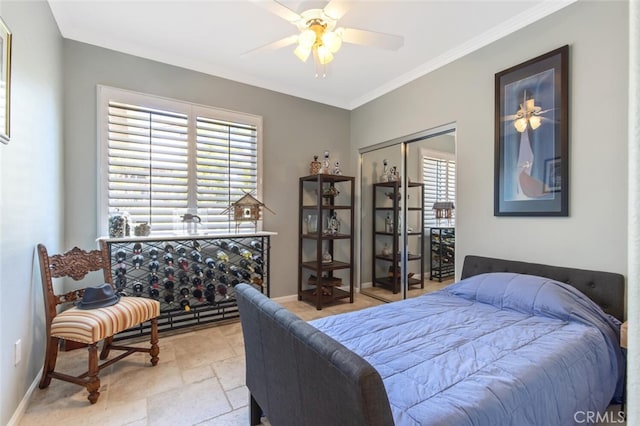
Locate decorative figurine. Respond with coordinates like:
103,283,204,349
385,213,393,233
381,243,391,256
321,150,330,174
388,166,399,182
310,155,321,175
328,213,340,235
333,161,342,175
380,159,389,182
322,249,333,264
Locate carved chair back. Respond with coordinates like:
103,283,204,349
37,241,112,332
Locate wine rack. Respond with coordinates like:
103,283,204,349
430,227,455,281
100,233,273,340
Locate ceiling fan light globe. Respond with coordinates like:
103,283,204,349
322,31,342,53
298,29,316,49
317,45,333,64
514,117,528,133
529,115,542,130
294,45,311,62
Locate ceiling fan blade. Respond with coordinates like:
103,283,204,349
250,0,301,23
323,0,350,20
340,28,404,50
241,35,298,56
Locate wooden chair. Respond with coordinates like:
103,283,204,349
37,242,160,404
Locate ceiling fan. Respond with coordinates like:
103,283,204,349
248,0,404,77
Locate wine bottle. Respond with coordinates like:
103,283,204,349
148,287,160,298
164,292,175,304
133,242,142,254
216,283,228,297
192,264,203,277
219,240,229,250
164,253,174,265
240,249,253,260
206,282,216,292
253,254,264,266
177,246,186,257
179,257,189,272
180,298,191,312
192,288,203,299
132,254,144,269
133,282,144,296
216,250,229,262
148,260,159,273
180,287,190,297
190,251,202,263
149,274,159,286
116,264,127,276
192,276,202,287
116,276,127,289
205,289,216,304
217,262,227,273
164,243,174,253
228,242,240,255
116,249,127,262
218,274,228,285
205,268,215,279
163,278,175,290
179,274,189,286
231,278,240,287
205,257,215,268
250,240,262,250
149,248,159,259
164,266,175,278
193,240,201,251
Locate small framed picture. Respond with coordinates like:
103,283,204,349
0,17,11,144
544,157,562,193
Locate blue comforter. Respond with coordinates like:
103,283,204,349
310,273,624,426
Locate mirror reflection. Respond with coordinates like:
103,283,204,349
360,128,456,303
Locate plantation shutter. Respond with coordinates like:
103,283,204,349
423,156,456,228
101,87,262,236
107,102,189,233
196,116,258,232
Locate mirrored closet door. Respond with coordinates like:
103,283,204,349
359,126,456,303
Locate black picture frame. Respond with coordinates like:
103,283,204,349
494,45,568,216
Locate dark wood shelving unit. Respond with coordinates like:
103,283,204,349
298,174,354,310
372,181,424,294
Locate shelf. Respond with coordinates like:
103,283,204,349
300,174,355,184
301,260,351,271
375,254,421,262
299,287,351,304
301,233,351,240
375,231,423,236
301,205,352,210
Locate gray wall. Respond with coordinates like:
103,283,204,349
62,40,351,299
0,1,64,424
351,1,629,281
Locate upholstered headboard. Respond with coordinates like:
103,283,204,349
461,255,626,321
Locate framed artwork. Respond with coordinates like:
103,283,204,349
494,45,568,216
0,17,11,144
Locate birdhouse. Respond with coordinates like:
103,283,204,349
222,193,275,229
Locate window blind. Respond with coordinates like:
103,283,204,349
102,88,261,235
423,156,456,228
196,116,258,232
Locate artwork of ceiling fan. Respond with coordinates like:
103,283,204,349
248,0,404,77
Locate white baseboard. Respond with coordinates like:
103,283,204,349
7,367,42,426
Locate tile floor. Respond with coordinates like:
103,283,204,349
18,287,625,426
18,293,384,426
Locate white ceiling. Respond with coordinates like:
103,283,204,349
48,0,576,110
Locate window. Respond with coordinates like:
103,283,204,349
98,86,262,236
422,151,455,228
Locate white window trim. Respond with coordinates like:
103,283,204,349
96,85,263,237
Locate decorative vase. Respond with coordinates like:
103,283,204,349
310,155,321,175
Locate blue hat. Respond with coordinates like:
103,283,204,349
76,283,120,309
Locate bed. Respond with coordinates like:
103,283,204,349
235,255,625,426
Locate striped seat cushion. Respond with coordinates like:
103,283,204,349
51,297,160,344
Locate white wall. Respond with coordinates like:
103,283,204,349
0,1,64,424
351,1,628,280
